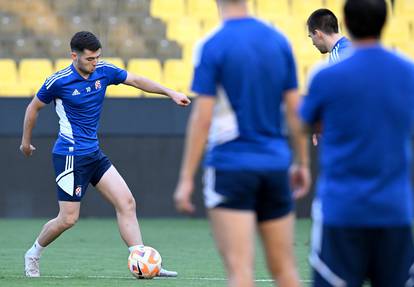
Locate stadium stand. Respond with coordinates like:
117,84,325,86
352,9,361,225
0,0,412,97
54,58,72,71
19,59,53,94
150,0,186,22
256,0,290,21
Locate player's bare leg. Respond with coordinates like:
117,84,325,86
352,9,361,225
25,201,80,277
259,213,301,287
209,208,256,287
95,165,177,277
95,165,143,246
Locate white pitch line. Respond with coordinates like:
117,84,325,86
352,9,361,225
1,275,312,283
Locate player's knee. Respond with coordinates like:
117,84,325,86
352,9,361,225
268,261,298,282
119,196,136,214
224,254,252,276
58,214,79,229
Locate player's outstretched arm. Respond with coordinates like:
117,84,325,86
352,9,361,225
20,96,46,157
174,96,215,214
285,89,311,199
123,72,191,106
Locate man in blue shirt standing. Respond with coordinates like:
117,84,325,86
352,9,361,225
174,0,310,286
307,9,352,64
21,31,190,278
300,0,414,286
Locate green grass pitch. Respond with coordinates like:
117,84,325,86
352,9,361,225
0,218,312,287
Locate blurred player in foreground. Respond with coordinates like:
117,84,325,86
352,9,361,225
300,0,414,286
174,0,310,286
21,31,190,278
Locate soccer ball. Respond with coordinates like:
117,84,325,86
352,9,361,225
128,246,162,279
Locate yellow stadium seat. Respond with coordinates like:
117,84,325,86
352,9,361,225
166,17,202,45
0,59,18,86
0,84,33,97
163,59,192,94
55,58,72,71
247,0,256,15
150,0,185,22
106,84,141,97
256,0,290,21
127,58,163,97
181,42,196,64
293,40,326,92
19,59,53,93
383,18,411,47
127,59,162,83
385,0,394,16
397,43,414,60
291,0,325,18
273,17,307,44
202,19,221,36
187,0,219,21
324,0,343,18
102,57,125,69
395,0,414,17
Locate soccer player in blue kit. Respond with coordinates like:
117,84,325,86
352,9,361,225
300,0,414,286
173,0,311,286
21,31,190,278
306,9,352,147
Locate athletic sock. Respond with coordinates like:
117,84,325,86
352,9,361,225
26,240,45,257
128,244,144,253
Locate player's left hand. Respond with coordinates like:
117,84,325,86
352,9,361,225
289,163,311,199
174,178,195,214
168,91,191,107
20,143,36,157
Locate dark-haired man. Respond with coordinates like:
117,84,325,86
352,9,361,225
300,1,414,286
21,31,190,278
307,8,351,63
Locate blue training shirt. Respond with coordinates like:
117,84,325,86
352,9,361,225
329,37,352,63
192,17,298,171
37,61,127,155
300,45,414,226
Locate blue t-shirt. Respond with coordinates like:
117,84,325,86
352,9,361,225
300,45,414,226
37,61,127,155
329,37,352,63
192,17,298,170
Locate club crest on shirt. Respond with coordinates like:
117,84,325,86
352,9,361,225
95,80,101,90
75,185,82,197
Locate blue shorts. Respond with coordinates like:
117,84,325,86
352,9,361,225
203,167,293,222
310,223,414,287
53,150,112,202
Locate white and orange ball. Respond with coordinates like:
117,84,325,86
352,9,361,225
128,246,162,279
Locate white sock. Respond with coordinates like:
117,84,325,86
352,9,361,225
26,240,45,257
128,244,144,253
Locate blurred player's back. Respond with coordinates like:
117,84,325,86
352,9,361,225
306,47,414,226
193,18,297,170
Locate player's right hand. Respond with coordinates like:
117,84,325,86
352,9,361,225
20,143,36,157
289,163,311,199
174,178,195,214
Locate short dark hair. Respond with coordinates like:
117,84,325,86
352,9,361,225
344,0,387,39
70,31,102,53
307,9,339,34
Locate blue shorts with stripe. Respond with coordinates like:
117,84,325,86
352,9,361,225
52,150,112,202
310,203,414,287
202,167,293,222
